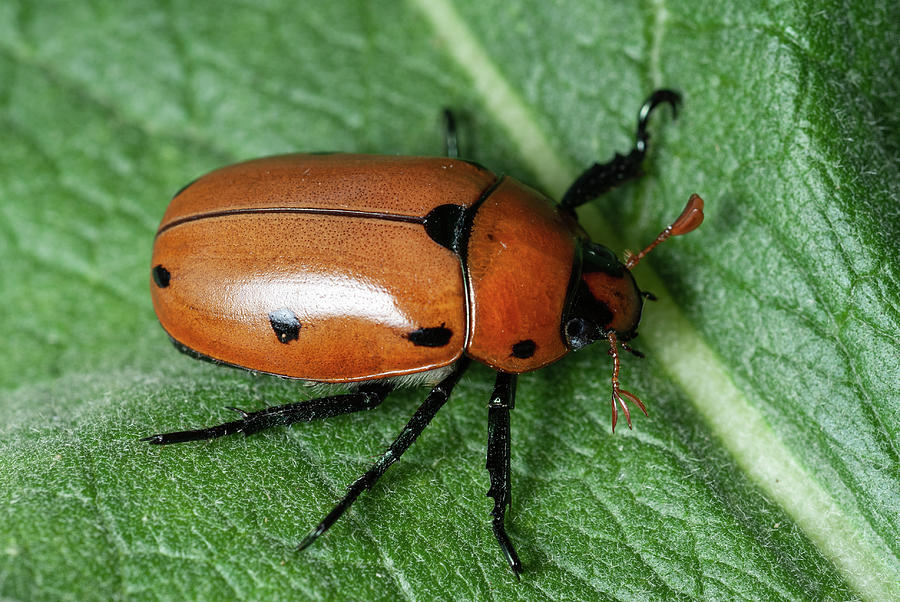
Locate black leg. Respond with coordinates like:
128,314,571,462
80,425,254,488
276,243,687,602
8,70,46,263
560,89,681,210
141,382,394,445
297,358,471,551
486,371,522,578
443,109,459,158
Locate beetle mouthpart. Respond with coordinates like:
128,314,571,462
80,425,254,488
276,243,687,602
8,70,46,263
611,387,648,432
625,193,705,270
620,340,645,358
607,332,648,432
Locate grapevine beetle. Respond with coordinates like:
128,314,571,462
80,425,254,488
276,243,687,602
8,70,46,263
144,90,704,577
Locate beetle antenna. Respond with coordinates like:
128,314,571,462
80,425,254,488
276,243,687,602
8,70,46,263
626,194,704,270
607,332,647,432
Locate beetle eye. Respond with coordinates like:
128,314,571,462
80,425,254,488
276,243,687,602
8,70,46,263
565,318,585,337
564,318,596,351
586,245,616,262
583,243,623,276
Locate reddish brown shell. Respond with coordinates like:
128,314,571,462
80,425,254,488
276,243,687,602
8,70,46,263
464,178,578,372
582,269,643,335
151,154,496,382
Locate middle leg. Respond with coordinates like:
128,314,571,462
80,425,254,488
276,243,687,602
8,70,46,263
486,371,522,577
443,109,459,159
298,358,471,550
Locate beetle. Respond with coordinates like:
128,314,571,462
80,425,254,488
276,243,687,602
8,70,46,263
144,90,704,577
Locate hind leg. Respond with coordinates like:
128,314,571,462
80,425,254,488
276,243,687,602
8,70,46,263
297,358,470,550
141,383,394,445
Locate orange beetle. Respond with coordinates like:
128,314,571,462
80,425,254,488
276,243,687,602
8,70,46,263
145,90,704,577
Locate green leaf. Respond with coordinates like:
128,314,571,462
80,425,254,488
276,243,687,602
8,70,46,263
2,0,898,599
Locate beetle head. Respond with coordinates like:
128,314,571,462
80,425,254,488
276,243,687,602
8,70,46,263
562,194,705,352
563,243,644,351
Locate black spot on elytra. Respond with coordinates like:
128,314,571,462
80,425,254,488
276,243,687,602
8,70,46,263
510,339,536,359
152,265,170,288
269,308,301,344
424,204,466,252
405,324,453,347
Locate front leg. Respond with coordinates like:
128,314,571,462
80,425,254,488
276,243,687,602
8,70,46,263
486,371,522,578
560,89,681,210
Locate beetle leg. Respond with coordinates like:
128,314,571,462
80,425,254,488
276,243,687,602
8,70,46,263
620,341,645,358
141,383,394,445
559,89,681,210
607,332,648,432
486,371,522,578
443,109,459,158
297,358,471,551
